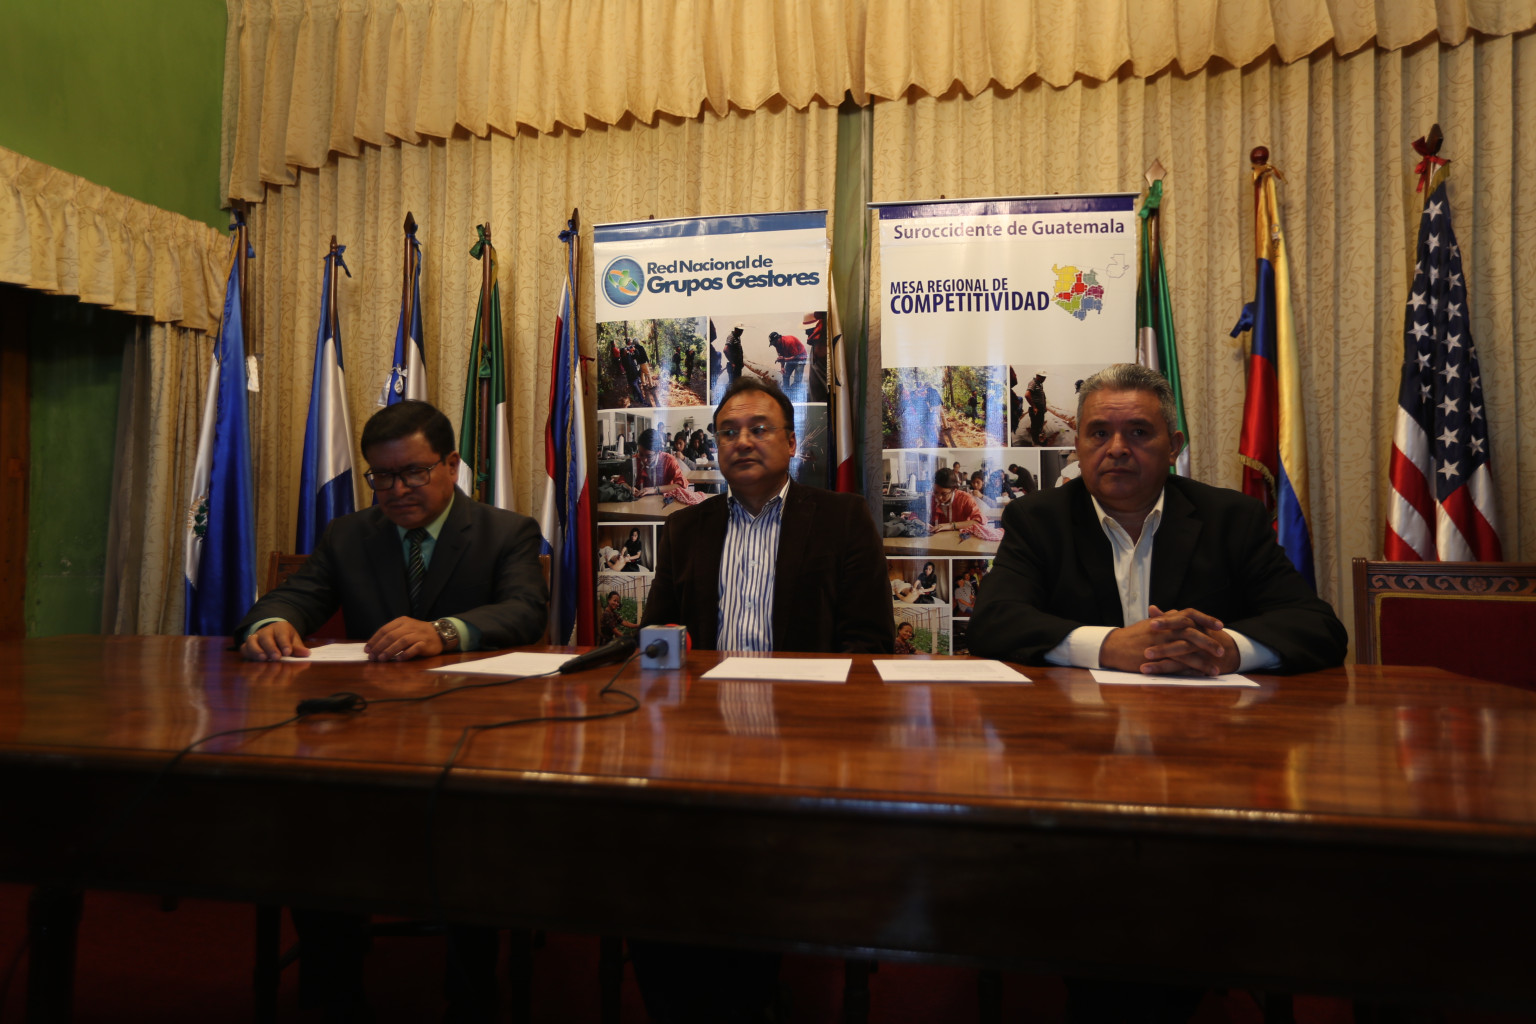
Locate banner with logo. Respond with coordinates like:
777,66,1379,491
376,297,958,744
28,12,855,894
590,212,830,639
873,195,1137,656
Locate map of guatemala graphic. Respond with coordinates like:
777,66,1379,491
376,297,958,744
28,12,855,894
1051,264,1105,321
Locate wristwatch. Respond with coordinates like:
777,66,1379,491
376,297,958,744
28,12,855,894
431,618,461,653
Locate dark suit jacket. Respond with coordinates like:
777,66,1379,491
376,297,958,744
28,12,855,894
641,481,894,654
235,488,548,648
967,475,1347,673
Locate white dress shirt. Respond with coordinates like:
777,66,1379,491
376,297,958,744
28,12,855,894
1044,490,1280,671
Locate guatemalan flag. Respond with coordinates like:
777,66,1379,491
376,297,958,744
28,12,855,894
296,244,356,553
383,214,426,406
184,225,258,636
1233,156,1316,589
541,222,595,645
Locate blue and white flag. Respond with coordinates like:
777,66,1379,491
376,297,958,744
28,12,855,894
185,227,258,636
383,216,426,405
296,244,356,552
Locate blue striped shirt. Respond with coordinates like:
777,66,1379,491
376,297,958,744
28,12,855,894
716,482,788,652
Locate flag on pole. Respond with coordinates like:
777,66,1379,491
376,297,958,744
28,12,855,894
296,241,356,553
383,213,426,406
540,217,595,645
185,221,258,635
1385,164,1501,561
457,223,514,509
1233,155,1316,588
828,295,858,493
1136,176,1191,477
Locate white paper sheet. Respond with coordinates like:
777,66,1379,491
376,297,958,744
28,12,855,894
1090,669,1258,688
874,659,1032,684
427,651,576,677
281,643,371,663
701,657,852,683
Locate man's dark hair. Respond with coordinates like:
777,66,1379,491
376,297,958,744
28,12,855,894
361,400,455,458
712,378,796,435
934,467,959,489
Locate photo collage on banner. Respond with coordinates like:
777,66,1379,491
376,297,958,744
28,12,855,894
591,212,831,639
874,196,1137,656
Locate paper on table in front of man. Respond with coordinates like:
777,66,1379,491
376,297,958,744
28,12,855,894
1090,668,1258,688
874,659,1032,684
702,657,853,683
282,643,371,663
428,651,578,677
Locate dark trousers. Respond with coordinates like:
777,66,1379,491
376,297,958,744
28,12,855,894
292,907,499,1023
628,938,783,1024
1064,977,1205,1024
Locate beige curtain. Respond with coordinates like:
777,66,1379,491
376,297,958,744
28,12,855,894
241,102,838,565
222,0,1535,203
870,31,1536,634
103,321,214,634
0,145,226,331
0,145,227,634
222,0,862,201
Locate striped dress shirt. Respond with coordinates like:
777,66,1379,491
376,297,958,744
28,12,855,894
716,481,789,652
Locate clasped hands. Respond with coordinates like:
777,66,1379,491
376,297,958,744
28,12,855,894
240,616,446,662
1098,605,1240,677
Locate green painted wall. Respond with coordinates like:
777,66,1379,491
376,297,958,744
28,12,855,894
0,0,227,229
25,294,129,637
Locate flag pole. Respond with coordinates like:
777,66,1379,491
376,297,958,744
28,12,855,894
477,223,495,501
400,213,417,355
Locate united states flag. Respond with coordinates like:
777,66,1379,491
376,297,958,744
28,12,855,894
1385,178,1501,561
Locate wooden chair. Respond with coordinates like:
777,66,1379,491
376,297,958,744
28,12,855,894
1351,557,1536,687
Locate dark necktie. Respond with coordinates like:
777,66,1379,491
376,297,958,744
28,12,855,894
407,527,429,613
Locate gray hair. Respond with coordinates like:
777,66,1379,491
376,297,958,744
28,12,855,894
1076,363,1180,439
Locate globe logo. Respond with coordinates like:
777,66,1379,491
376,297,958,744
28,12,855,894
602,257,644,306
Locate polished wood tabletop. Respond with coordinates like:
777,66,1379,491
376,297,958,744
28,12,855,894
3,636,1534,1005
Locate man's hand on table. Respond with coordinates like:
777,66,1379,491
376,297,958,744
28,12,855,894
1099,605,1241,677
240,621,310,661
364,616,444,661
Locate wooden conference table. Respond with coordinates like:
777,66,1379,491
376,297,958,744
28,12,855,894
2,636,1535,1013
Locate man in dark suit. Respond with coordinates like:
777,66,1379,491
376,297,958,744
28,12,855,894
234,400,546,1022
641,379,892,655
970,363,1346,676
635,379,892,1022
237,400,547,661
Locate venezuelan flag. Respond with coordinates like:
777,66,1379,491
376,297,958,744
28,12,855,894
1235,160,1315,589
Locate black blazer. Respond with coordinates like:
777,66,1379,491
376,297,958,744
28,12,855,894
967,475,1347,672
235,488,548,648
641,481,895,654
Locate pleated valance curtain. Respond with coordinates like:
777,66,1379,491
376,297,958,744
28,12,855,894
1,145,226,330
222,0,1536,202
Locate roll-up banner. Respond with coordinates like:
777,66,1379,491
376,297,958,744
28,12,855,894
873,195,1137,655
590,211,831,639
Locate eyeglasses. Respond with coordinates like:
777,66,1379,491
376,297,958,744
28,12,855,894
364,456,445,491
717,424,786,443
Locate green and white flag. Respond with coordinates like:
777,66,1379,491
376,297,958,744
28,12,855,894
1136,178,1191,476
458,223,514,509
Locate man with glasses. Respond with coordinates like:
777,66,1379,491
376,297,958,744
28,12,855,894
234,400,545,1021
634,378,892,1022
237,400,547,662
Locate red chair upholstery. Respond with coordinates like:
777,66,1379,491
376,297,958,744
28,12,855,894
262,552,346,640
1351,558,1536,687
